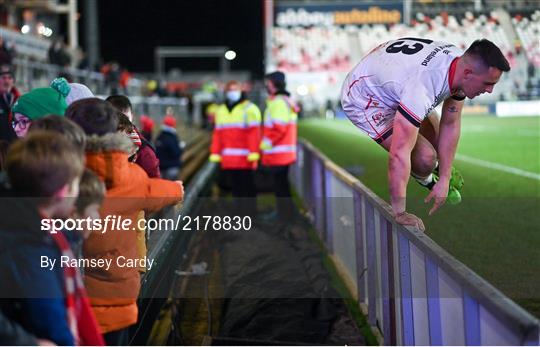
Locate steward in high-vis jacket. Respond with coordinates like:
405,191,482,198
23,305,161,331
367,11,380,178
209,81,261,215
261,71,298,221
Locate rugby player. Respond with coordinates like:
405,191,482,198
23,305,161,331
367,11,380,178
341,38,510,231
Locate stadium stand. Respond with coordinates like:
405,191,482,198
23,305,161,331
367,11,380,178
514,10,540,68
273,27,351,72
272,7,540,102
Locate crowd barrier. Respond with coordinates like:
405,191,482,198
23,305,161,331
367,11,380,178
291,139,540,345
133,161,218,344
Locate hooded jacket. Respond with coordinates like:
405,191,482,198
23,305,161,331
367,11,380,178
82,133,183,333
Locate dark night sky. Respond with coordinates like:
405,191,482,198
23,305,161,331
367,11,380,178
82,0,264,77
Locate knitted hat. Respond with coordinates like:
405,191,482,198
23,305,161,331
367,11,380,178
140,115,155,133
13,81,70,120
56,79,95,105
163,115,176,128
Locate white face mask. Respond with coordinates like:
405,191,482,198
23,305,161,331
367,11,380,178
226,90,242,103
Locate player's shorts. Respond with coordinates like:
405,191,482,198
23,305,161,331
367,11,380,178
341,76,397,144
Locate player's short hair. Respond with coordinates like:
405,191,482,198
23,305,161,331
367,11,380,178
464,39,510,72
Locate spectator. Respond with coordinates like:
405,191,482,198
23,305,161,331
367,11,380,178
107,95,161,178
11,80,70,138
115,111,156,273
116,111,140,161
139,114,155,141
106,94,134,121
29,115,86,156
0,37,15,65
72,168,106,261
101,62,121,95
0,131,104,346
28,115,89,262
155,114,183,180
119,69,131,94
0,65,19,143
66,98,184,345
48,39,71,67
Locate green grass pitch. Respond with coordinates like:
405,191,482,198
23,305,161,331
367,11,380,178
298,115,540,317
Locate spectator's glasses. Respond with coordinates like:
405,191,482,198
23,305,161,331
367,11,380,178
12,118,31,130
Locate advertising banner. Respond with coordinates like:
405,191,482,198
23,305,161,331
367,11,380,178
275,2,403,27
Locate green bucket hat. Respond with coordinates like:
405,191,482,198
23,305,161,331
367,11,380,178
12,79,70,120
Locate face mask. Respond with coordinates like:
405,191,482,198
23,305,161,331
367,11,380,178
226,90,242,103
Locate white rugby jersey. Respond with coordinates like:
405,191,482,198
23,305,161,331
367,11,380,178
342,38,463,127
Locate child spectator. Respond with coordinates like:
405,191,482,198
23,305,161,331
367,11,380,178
0,131,104,346
155,114,183,180
29,115,86,155
75,169,106,237
71,168,106,262
106,94,134,122
66,98,183,344
116,111,139,161
11,79,70,138
116,112,148,271
28,115,89,258
107,95,160,178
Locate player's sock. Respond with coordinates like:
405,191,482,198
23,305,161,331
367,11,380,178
412,172,436,190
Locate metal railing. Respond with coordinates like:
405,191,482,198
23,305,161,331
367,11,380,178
133,161,217,344
291,139,540,346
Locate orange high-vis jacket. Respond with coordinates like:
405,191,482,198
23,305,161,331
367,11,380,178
210,100,262,170
261,94,298,166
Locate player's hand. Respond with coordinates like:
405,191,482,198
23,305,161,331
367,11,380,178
394,211,425,232
424,180,449,215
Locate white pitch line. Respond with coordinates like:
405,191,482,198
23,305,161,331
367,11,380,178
455,154,540,181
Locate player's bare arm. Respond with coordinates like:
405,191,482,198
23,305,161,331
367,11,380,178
425,97,463,215
389,110,425,231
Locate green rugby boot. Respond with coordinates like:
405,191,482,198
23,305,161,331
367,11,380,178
434,166,463,204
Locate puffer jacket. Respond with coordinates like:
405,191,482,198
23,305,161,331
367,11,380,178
83,133,183,333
